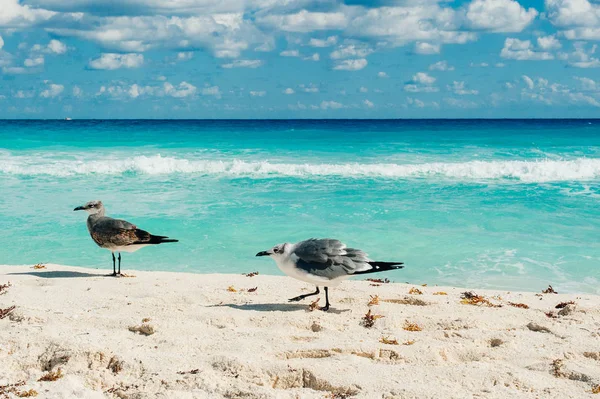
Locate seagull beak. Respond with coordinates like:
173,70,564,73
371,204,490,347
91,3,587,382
73,206,85,211
256,251,270,257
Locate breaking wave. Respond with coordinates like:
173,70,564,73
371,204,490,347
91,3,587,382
2,154,600,182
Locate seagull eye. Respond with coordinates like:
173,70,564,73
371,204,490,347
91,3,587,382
274,247,279,253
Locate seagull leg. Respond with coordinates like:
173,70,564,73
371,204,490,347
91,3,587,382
288,286,320,302
117,253,122,276
320,287,330,311
110,253,117,276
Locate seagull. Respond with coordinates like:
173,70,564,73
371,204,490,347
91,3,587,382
256,238,404,311
74,200,178,276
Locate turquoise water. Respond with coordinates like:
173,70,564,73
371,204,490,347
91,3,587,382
1,120,599,293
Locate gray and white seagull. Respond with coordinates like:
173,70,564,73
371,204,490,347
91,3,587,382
74,200,178,276
256,238,404,311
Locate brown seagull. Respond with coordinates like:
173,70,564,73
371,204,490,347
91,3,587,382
74,200,178,276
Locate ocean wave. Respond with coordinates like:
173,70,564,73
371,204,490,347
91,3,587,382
2,154,600,182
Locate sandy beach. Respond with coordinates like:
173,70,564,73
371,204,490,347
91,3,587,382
1,264,599,399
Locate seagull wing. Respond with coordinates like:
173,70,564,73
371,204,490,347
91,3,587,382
90,217,146,247
291,238,371,279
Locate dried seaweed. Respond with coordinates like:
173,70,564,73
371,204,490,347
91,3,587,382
246,287,258,293
403,340,416,345
551,359,564,378
32,264,46,270
227,286,237,292
408,287,423,295
16,389,38,397
361,309,384,328
508,302,530,309
592,385,600,394
119,273,136,278
383,297,428,306
0,282,11,295
403,321,422,332
542,285,558,294
366,278,390,284
0,381,26,399
308,298,320,312
38,368,63,382
0,306,16,320
379,336,399,345
368,295,380,306
142,317,151,323
460,292,501,307
555,301,575,309
545,311,557,319
243,271,259,277
128,323,155,335
177,369,200,375
433,291,447,295
490,338,504,347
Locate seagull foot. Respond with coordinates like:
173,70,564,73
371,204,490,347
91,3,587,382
108,272,118,277
319,305,330,312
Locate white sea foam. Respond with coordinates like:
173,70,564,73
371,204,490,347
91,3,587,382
2,154,600,182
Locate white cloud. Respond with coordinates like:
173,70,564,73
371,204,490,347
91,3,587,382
0,0,56,28
258,10,348,33
412,72,436,85
537,35,561,50
444,97,479,108
558,42,600,68
466,0,538,32
300,83,319,93
405,72,438,92
575,77,598,91
164,81,197,98
280,50,300,57
250,90,266,97
333,58,367,71
40,83,64,98
14,90,34,98
201,85,220,97
470,62,489,67
0,35,3,50
2,66,28,74
177,51,193,61
429,61,454,71
500,38,554,60
330,43,373,59
309,36,337,47
221,59,263,68
522,75,535,89
72,86,82,97
359,86,368,93
24,56,44,67
546,0,600,39
303,53,320,61
47,39,67,54
283,88,295,94
363,99,374,108
88,53,144,70
448,81,479,95
407,97,426,108
377,71,388,78
414,42,440,55
320,100,344,109
347,5,477,47
404,84,439,93
569,92,600,106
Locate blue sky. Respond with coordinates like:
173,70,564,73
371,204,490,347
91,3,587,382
1,0,599,118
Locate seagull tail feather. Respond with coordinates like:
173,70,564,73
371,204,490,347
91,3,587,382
354,261,404,275
145,235,179,244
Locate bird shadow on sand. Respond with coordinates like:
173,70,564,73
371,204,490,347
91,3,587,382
7,271,108,279
212,302,349,314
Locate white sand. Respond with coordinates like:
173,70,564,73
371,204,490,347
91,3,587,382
1,264,599,399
